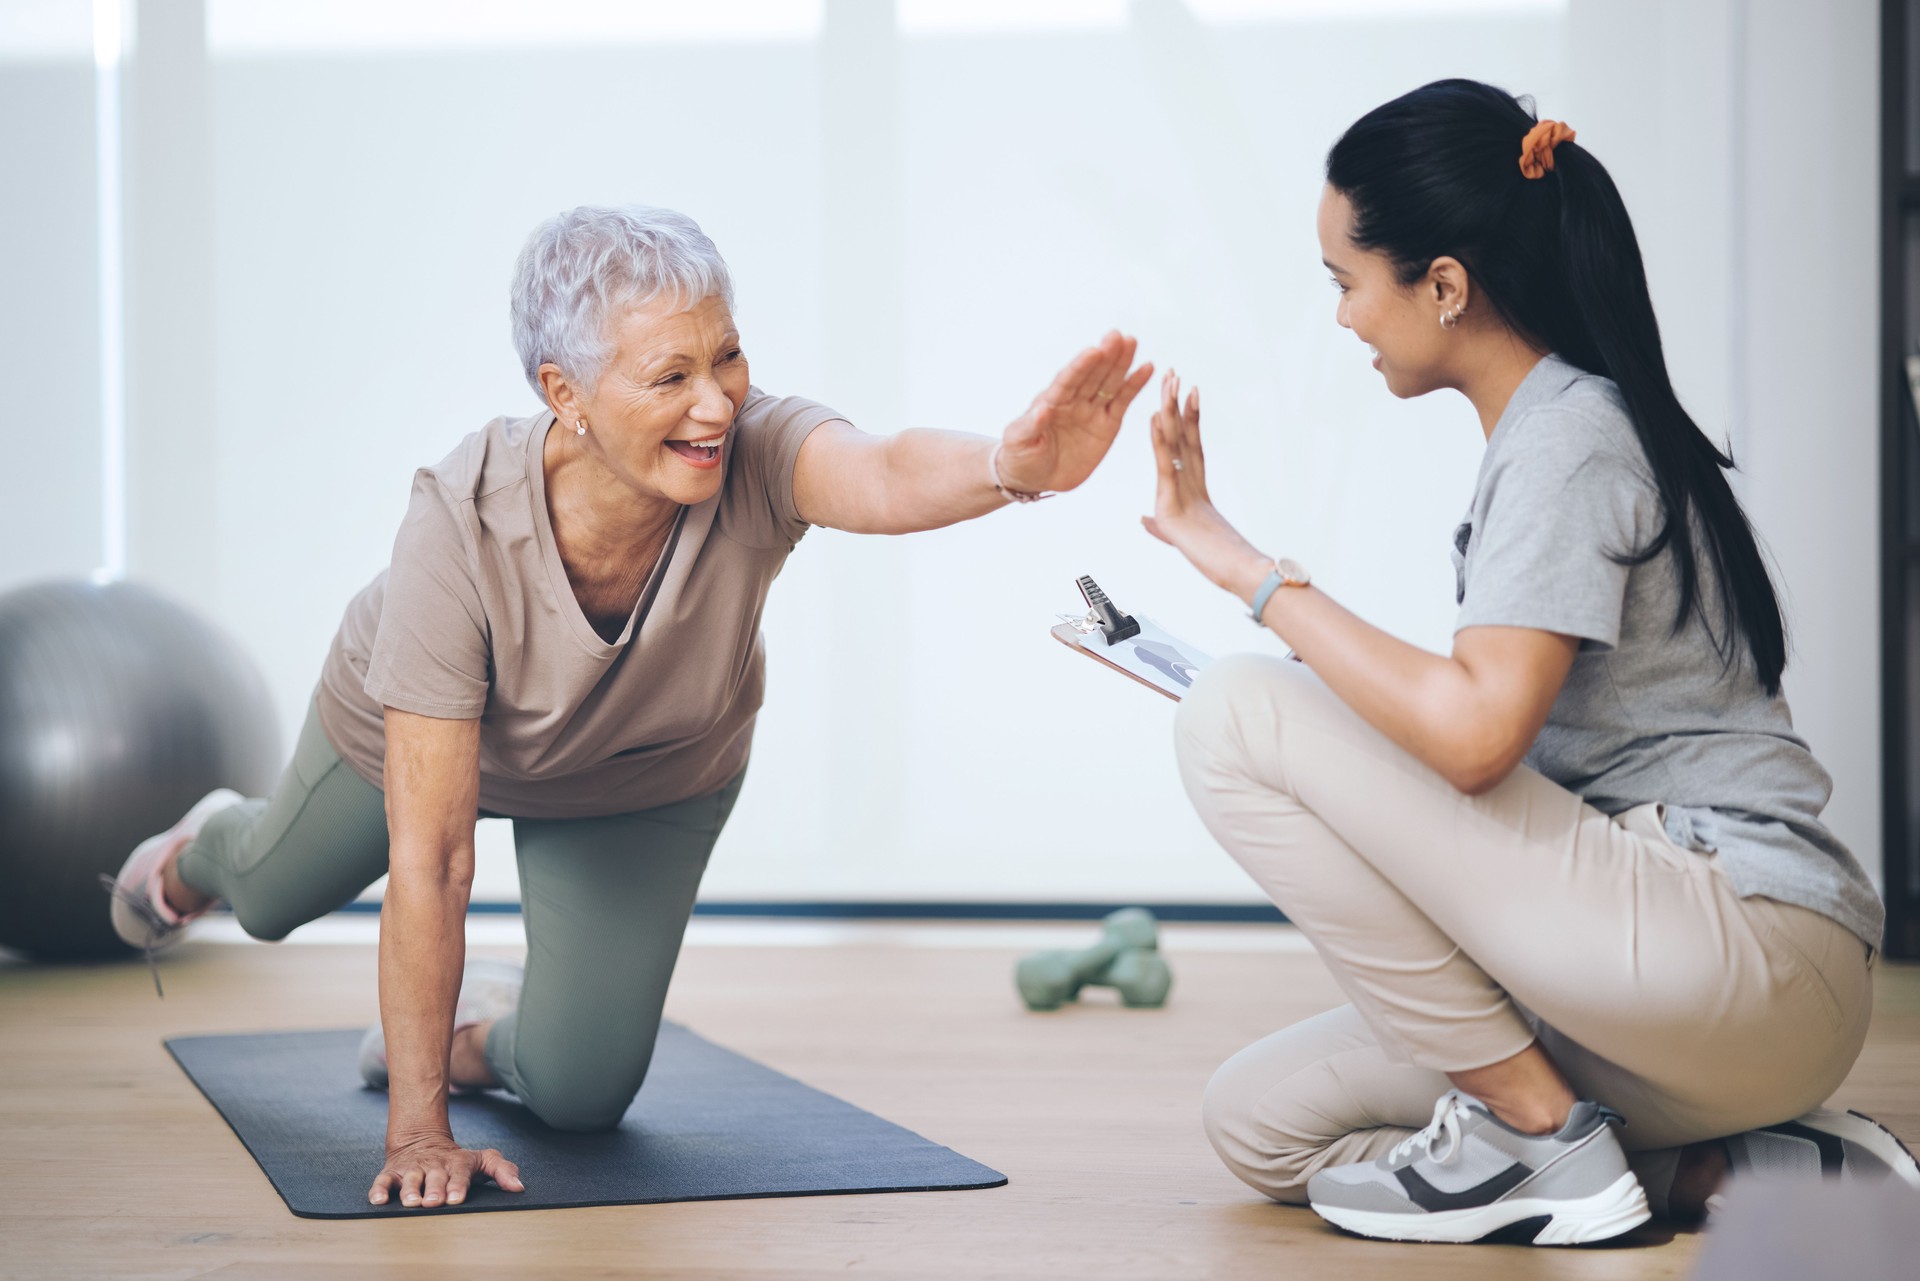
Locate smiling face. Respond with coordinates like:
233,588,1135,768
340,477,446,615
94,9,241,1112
542,292,750,507
1317,184,1469,400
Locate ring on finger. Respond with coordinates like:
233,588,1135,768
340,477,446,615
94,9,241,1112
1172,458,1184,471
1096,390,1115,401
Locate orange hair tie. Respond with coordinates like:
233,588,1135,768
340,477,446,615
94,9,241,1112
1518,119,1576,179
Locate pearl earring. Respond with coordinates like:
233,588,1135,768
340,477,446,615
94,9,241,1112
576,420,587,435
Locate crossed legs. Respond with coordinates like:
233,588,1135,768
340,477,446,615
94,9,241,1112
1172,654,1871,1208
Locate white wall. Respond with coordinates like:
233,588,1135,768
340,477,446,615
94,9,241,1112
190,0,1563,903
1561,0,1884,890
0,6,102,589
1733,0,1883,893
1,0,1884,903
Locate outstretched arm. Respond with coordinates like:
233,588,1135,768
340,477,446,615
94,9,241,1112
792,331,1153,535
1142,371,1577,795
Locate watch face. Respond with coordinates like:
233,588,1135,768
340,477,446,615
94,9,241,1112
1277,557,1310,587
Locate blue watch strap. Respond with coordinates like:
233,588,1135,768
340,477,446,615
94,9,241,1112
1249,565,1286,625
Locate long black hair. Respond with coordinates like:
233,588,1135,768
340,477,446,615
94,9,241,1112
1326,79,1787,694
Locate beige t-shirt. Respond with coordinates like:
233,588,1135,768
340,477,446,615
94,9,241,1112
315,387,845,818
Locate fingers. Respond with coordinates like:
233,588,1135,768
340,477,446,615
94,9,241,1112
1109,358,1155,417
1052,331,1157,410
1090,333,1138,401
1147,396,1176,483
479,1148,525,1194
372,1149,521,1210
1181,385,1205,465
1156,370,1184,458
1049,335,1114,404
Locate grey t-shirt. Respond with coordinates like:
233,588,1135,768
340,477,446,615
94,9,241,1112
1452,354,1882,947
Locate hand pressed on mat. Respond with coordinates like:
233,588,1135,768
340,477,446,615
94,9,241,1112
370,1130,524,1208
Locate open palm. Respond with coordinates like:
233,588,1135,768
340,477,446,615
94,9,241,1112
996,331,1154,495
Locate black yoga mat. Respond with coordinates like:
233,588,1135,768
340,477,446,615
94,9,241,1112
165,1023,1006,1218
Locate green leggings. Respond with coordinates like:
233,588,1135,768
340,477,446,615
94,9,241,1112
177,698,743,1132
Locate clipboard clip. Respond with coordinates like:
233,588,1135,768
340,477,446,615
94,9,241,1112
1072,574,1141,647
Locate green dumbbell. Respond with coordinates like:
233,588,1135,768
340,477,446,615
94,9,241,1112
1016,907,1168,1010
1102,947,1173,1008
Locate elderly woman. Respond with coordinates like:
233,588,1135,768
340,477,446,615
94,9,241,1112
110,204,1151,1211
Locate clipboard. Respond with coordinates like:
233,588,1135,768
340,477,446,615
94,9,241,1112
1050,575,1214,702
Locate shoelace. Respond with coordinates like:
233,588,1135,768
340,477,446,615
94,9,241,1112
1389,1090,1475,1167
97,873,169,999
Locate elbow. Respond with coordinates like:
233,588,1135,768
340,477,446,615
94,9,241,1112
1444,759,1515,798
386,846,477,898
1432,732,1528,798
432,860,477,895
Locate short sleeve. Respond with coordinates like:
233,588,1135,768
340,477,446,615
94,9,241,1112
362,472,491,718
1454,413,1654,650
717,388,849,550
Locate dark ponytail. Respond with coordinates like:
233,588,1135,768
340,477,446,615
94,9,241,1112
1326,79,1787,694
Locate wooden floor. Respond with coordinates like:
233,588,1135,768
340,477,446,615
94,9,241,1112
3,925,1916,1281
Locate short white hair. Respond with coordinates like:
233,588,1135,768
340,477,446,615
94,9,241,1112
509,204,735,399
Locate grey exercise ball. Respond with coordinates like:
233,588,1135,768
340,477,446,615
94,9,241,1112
0,579,279,959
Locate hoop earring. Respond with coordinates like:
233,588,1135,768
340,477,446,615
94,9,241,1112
1440,304,1465,330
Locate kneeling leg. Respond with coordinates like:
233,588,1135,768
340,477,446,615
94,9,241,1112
486,777,742,1133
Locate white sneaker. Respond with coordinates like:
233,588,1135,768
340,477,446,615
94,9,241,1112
1307,1090,1651,1245
359,957,525,1091
106,788,244,952
1723,1109,1920,1190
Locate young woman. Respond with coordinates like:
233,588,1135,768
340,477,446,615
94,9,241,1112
1144,79,1912,1246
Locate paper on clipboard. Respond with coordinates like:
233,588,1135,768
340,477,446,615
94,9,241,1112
1051,616,1214,702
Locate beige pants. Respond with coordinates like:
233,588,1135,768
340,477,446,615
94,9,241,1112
1173,653,1873,1206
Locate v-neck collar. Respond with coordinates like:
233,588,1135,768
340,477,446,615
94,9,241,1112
527,411,689,657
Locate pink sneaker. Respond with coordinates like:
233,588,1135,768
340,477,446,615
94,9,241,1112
107,788,243,953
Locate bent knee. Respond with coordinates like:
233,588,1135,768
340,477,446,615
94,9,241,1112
1177,652,1284,728
226,897,302,944
524,1086,638,1134
1174,652,1313,756
515,1059,649,1134
1200,1058,1322,1205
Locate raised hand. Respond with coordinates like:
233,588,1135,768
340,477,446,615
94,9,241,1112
994,331,1154,495
1142,370,1268,599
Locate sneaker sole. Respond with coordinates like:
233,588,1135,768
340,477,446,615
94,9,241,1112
1312,1170,1651,1246
1803,1110,1920,1190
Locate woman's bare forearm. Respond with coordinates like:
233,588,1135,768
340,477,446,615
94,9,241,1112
794,336,1148,535
799,426,1005,535
378,846,475,1142
874,430,1006,532
1243,572,1572,793
1253,581,1492,778
1142,370,1584,794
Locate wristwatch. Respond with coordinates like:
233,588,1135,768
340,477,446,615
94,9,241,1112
1249,557,1310,624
